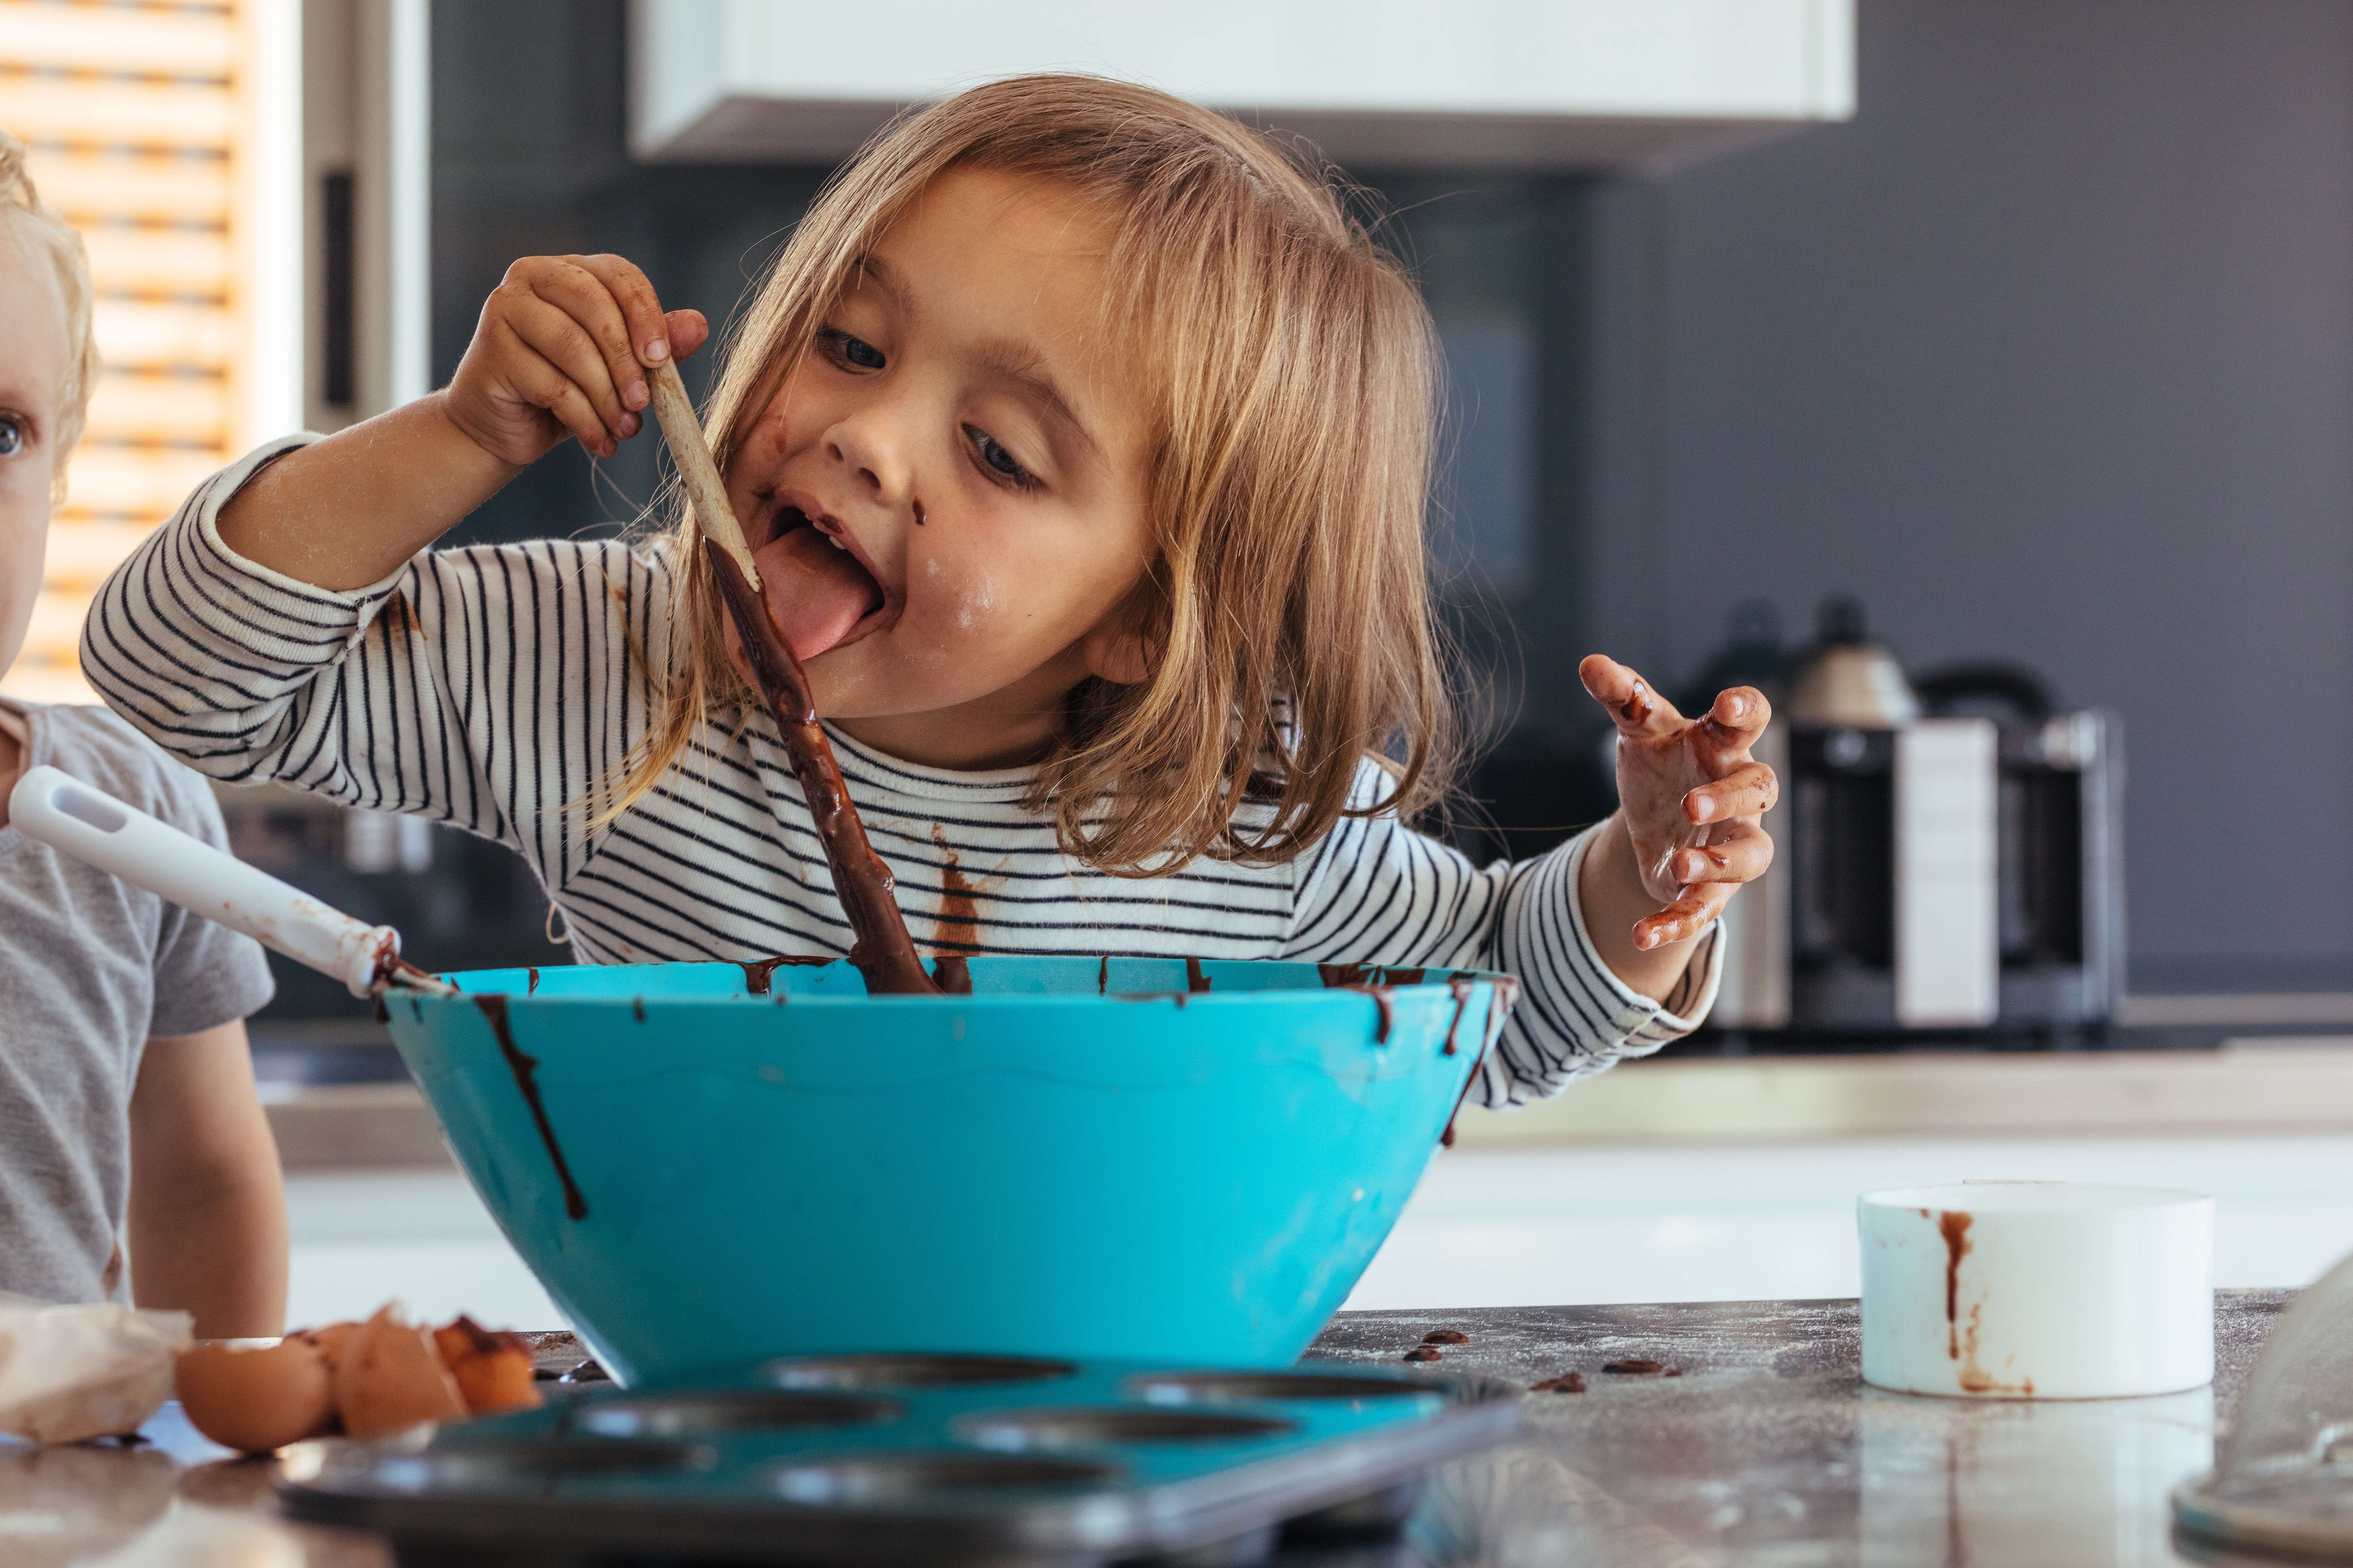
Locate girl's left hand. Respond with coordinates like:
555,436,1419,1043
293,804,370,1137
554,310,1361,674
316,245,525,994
1580,653,1778,952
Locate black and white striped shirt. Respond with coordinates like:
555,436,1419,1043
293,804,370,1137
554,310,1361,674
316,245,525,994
83,437,1719,1108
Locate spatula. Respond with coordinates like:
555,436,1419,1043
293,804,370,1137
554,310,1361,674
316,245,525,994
9,765,452,996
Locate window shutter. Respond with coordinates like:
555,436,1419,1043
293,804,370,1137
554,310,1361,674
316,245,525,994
3,0,257,704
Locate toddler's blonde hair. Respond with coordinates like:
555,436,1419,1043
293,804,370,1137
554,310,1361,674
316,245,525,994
0,128,99,496
626,75,1453,874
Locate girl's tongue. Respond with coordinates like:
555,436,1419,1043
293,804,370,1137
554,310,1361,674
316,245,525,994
756,513,885,661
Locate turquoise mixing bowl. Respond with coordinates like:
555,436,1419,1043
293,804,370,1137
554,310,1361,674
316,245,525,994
380,957,1507,1385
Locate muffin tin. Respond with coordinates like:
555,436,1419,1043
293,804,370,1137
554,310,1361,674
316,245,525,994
278,1351,1521,1566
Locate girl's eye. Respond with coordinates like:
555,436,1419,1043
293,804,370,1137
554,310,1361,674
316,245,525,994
0,418,21,458
964,425,1038,491
818,327,886,371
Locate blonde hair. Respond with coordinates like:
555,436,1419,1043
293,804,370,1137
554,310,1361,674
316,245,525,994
623,75,1453,875
0,128,99,497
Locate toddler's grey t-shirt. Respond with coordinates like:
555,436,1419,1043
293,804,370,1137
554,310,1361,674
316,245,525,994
0,700,274,1304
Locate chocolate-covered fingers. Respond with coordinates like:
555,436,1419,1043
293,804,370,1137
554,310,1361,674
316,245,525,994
1579,654,1685,738
486,313,618,458
1669,821,1773,886
1634,883,1730,952
527,259,651,431
502,294,633,457
1698,686,1772,753
1685,760,1777,825
571,253,678,370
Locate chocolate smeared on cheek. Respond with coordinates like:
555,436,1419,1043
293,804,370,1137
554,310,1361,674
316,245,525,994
703,537,938,996
475,995,589,1221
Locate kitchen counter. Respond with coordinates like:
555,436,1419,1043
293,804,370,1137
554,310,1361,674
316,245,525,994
6,1291,2288,1566
1453,1037,2353,1148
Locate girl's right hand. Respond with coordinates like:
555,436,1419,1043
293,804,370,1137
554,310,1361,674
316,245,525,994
442,254,711,467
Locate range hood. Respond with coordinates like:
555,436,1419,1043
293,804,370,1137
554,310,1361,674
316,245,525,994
629,0,1854,173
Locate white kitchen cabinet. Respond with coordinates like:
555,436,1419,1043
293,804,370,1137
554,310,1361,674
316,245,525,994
629,0,1854,170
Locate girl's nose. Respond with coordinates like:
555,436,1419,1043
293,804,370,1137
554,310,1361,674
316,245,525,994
825,415,912,505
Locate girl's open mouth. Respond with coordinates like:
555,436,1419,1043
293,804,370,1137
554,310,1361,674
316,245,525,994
757,504,895,661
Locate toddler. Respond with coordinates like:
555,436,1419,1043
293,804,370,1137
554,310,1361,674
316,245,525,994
86,79,1775,1108
0,129,284,1332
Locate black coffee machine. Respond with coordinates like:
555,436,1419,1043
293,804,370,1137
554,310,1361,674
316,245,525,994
1707,600,2126,1036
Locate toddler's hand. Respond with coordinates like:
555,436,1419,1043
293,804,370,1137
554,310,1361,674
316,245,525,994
1581,653,1777,952
443,255,710,468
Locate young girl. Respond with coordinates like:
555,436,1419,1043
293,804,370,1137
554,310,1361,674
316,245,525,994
85,77,1775,1109
0,129,285,1333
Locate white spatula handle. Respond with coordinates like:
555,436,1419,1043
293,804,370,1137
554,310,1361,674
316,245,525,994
10,765,414,997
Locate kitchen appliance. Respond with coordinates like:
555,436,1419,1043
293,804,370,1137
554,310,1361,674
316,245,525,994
1712,599,2126,1035
1859,1182,2213,1399
281,1355,1523,1567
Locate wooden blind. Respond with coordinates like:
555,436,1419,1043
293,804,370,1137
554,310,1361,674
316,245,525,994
3,0,253,704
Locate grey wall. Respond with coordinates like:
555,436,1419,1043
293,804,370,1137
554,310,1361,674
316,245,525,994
1605,0,2353,988
428,0,2353,991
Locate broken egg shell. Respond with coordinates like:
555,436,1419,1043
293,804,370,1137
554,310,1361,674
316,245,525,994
174,1338,336,1454
294,1320,360,1371
335,1308,467,1438
431,1313,515,1366
431,1315,542,1416
448,1344,542,1416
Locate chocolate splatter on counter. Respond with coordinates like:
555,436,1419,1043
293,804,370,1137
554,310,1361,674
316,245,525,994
1185,956,1212,994
1530,1373,1585,1394
1603,1359,1666,1376
1403,1346,1444,1363
1422,1329,1470,1345
473,995,589,1221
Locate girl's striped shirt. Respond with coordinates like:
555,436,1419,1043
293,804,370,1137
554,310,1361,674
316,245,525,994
82,437,1721,1109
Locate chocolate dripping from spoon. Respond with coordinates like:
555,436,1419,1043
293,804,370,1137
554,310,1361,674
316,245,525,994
649,360,939,996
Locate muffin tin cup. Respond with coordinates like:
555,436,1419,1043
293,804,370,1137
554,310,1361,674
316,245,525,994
280,1353,1522,1565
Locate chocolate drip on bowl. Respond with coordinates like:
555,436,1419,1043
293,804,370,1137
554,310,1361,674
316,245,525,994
475,995,590,1221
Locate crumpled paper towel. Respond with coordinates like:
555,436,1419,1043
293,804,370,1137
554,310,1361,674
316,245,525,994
0,1291,191,1443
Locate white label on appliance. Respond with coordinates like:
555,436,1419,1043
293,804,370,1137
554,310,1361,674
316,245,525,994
1894,718,1999,1027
